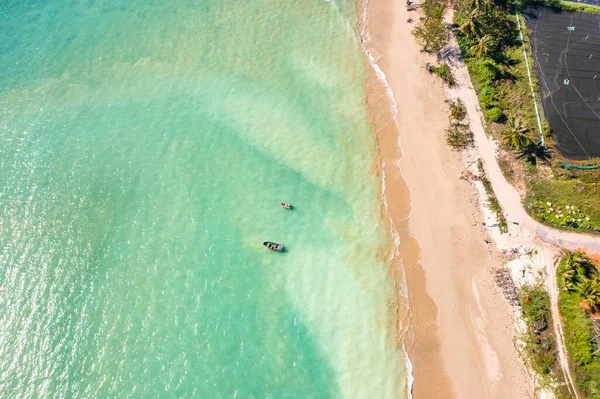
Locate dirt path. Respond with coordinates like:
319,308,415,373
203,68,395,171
439,20,593,397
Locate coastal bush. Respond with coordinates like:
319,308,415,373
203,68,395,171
484,107,503,123
445,126,473,150
556,251,600,397
479,87,498,109
413,0,448,53
428,64,455,85
450,99,467,121
519,284,558,376
413,18,448,53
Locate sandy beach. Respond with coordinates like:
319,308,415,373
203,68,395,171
364,0,535,396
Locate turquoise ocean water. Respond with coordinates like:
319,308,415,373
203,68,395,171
0,0,406,397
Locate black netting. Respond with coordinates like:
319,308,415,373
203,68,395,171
524,6,600,159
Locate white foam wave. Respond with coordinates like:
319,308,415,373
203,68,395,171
358,1,414,397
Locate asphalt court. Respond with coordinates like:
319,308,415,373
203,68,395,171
524,6,600,159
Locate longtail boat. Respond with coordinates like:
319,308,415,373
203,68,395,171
263,241,283,252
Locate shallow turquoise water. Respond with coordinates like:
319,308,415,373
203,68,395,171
0,0,406,397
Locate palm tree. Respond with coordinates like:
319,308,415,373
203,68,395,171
559,250,597,284
471,34,493,58
517,142,551,163
458,10,481,39
561,267,577,292
502,116,531,151
466,0,491,12
579,278,600,312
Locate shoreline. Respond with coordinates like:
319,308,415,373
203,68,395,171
361,0,536,397
360,0,455,396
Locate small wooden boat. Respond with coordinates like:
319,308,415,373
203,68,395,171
263,241,283,252
280,202,293,210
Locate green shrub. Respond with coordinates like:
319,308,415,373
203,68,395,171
485,107,503,122
472,59,501,84
428,64,455,86
445,126,473,150
450,99,467,121
479,86,498,109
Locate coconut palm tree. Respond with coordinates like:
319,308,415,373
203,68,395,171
579,278,600,312
560,250,597,285
561,267,577,292
502,116,531,151
458,10,481,39
471,34,493,58
466,0,491,12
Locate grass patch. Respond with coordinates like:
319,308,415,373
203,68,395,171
526,175,600,232
428,63,455,86
525,0,600,14
478,160,508,233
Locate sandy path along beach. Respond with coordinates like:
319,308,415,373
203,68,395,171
364,0,535,397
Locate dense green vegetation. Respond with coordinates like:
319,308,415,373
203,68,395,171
453,0,600,232
556,251,600,398
519,284,560,377
477,160,508,233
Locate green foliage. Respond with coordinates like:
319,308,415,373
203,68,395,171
519,284,559,376
479,87,498,109
472,59,501,84
484,107,503,122
556,252,600,397
471,34,495,58
503,116,531,151
428,64,455,85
